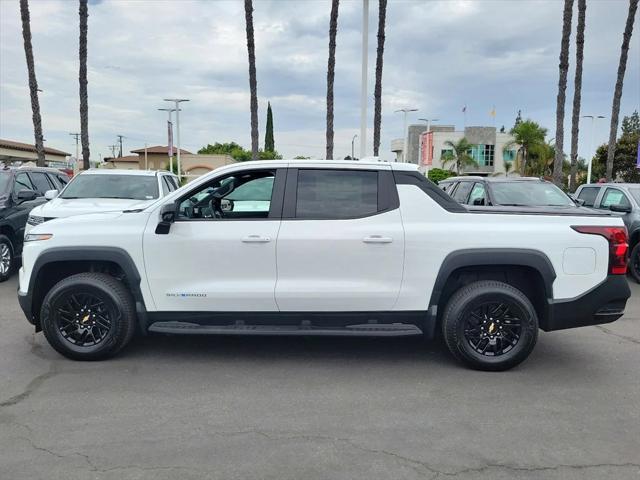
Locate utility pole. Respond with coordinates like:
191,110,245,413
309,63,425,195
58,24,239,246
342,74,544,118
352,134,358,160
69,132,80,173
583,115,606,184
108,144,118,160
395,108,418,162
116,135,125,158
158,107,179,173
360,0,369,159
163,98,190,180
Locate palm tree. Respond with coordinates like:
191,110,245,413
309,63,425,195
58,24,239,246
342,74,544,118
606,0,639,181
325,0,339,160
244,0,259,160
79,0,90,170
508,120,548,176
372,0,387,157
19,0,45,167
552,0,574,187
569,0,586,192
441,138,478,174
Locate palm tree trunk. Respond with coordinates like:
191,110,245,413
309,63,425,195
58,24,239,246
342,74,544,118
244,0,259,160
325,0,339,160
79,0,90,170
372,0,387,157
553,0,574,187
606,0,638,181
19,0,45,167
569,0,586,192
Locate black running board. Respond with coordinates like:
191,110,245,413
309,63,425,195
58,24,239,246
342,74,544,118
148,321,423,337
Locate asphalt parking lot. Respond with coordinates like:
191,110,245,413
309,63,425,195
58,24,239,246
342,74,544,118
1,275,639,480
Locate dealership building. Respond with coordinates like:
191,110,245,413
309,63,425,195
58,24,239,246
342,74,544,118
391,125,517,176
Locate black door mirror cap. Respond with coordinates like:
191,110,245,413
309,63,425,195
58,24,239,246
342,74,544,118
610,203,632,213
156,203,176,234
17,189,37,201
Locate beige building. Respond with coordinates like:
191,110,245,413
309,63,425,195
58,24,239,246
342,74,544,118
0,139,71,166
104,145,236,180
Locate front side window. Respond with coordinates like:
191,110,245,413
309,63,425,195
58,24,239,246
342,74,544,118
29,172,54,194
178,170,275,220
468,182,486,205
577,187,599,207
491,181,574,207
60,174,159,200
599,188,630,210
452,181,473,203
13,173,35,195
295,169,378,219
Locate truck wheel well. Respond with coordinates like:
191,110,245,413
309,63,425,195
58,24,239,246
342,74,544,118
630,230,640,249
0,225,15,244
437,265,547,327
32,260,129,327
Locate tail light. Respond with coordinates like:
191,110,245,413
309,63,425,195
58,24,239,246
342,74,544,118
572,226,629,275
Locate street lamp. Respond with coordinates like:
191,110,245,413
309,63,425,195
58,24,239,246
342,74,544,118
163,98,190,180
351,134,358,160
360,0,369,159
158,107,179,172
583,115,606,184
395,108,418,163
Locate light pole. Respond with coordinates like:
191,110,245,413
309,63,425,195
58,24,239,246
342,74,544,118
583,115,605,184
69,132,80,173
395,108,418,162
360,0,369,159
158,107,179,172
163,98,189,180
351,134,358,160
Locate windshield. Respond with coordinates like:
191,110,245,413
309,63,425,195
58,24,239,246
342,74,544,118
0,172,10,194
60,174,158,200
490,181,574,207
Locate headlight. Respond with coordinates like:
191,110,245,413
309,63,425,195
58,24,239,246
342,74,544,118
27,215,44,226
24,233,53,242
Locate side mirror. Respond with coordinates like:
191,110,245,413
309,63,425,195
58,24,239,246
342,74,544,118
44,189,58,201
16,189,37,202
574,198,585,207
155,203,176,234
472,197,485,206
610,203,632,213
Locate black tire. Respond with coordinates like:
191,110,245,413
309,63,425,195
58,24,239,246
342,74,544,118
628,243,640,283
40,272,136,360
0,234,14,283
442,280,538,371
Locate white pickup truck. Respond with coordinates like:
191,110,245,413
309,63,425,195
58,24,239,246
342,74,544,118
17,160,631,370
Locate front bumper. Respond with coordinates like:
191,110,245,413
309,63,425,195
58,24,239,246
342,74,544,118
543,275,631,331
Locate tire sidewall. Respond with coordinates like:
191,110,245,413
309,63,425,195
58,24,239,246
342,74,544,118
629,243,640,283
0,235,14,282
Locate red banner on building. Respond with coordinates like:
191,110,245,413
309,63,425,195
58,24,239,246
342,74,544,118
421,131,433,166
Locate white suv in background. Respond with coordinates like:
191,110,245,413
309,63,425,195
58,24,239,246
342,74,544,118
25,169,179,235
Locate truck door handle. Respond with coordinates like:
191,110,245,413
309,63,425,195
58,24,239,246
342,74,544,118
363,235,393,244
242,235,271,243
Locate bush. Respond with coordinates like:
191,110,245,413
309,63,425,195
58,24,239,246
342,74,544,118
428,168,455,184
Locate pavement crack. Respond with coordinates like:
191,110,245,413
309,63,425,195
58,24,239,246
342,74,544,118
594,325,640,345
0,362,57,408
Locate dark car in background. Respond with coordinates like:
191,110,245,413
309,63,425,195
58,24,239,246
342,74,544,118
574,182,640,282
439,176,581,209
0,165,69,281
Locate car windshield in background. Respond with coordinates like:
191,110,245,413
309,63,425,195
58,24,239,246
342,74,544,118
490,181,574,207
60,174,159,200
628,188,640,205
0,172,10,194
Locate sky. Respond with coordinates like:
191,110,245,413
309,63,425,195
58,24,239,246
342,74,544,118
0,0,639,163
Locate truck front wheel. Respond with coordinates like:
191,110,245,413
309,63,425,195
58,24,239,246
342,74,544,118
40,273,136,360
442,280,538,371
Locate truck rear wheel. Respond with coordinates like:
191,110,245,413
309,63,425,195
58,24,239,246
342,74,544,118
628,243,640,283
0,234,14,282
40,273,136,360
442,280,538,371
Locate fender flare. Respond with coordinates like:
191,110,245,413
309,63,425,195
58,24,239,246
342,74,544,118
28,246,147,330
428,248,557,313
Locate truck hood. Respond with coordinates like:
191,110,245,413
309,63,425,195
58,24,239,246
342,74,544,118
466,205,613,216
31,197,154,219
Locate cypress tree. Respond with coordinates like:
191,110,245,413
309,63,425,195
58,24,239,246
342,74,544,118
265,101,274,152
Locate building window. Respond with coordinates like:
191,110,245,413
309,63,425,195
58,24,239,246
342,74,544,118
503,149,516,162
440,149,453,159
466,144,494,167
483,144,494,166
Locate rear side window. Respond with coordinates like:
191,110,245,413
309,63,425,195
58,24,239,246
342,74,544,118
452,181,473,203
577,187,599,207
468,183,486,205
295,169,378,219
56,174,69,186
29,172,54,194
161,176,173,195
599,188,630,209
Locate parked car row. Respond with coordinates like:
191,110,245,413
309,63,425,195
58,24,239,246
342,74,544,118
0,166,178,282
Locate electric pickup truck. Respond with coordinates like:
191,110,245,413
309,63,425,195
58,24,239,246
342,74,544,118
17,160,631,370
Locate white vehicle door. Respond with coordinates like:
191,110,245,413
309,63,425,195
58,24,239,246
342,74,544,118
143,167,285,311
275,167,405,311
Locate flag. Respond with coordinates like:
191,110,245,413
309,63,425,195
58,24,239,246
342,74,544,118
462,105,467,113
490,106,496,117
167,120,173,157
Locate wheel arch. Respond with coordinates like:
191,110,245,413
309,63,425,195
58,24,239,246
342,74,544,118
428,249,556,334
27,247,147,332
